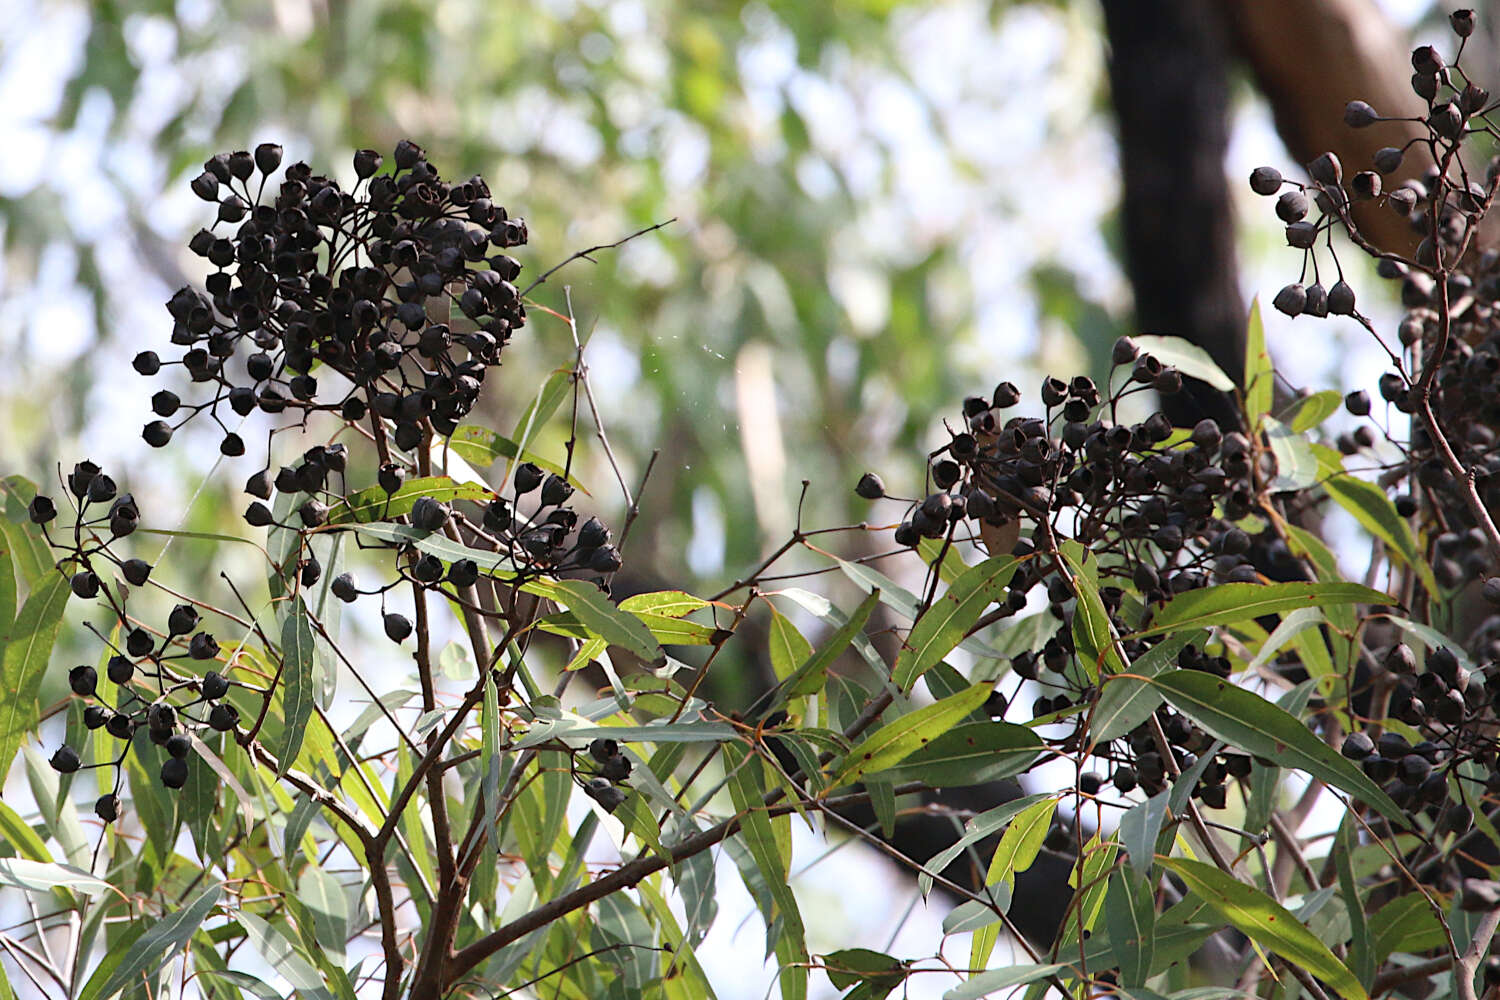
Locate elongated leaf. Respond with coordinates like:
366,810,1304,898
782,589,878,701
0,858,110,895
943,964,1067,1000
891,557,1016,690
767,606,811,682
1133,582,1394,639
1335,814,1374,988
1162,858,1367,1000
869,722,1042,788
79,886,220,1000
620,590,709,617
1246,607,1325,674
327,475,493,525
1062,541,1120,679
1320,463,1432,588
0,573,68,781
1266,416,1318,492
508,368,572,477
545,579,664,665
273,596,316,776
0,533,14,648
1244,297,1272,429
1092,630,1204,743
1132,335,1235,391
447,425,578,484
985,796,1055,890
237,912,336,1000
0,800,51,862
1105,870,1156,986
1119,790,1169,877
830,683,993,788
943,894,1010,934
1285,390,1342,434
724,744,807,1000
1152,670,1403,823
919,793,1054,897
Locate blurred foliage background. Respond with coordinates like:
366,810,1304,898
0,0,1129,608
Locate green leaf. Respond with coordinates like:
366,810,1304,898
781,589,879,701
1131,335,1236,391
0,858,110,895
1119,790,1169,877
1062,541,1121,680
1265,416,1318,491
767,606,812,683
1162,858,1367,1000
0,573,68,781
1370,893,1446,961
326,475,494,525
1244,297,1272,429
724,744,806,1000
867,721,1042,788
1335,814,1374,988
1246,607,1326,674
507,368,573,479
272,596,317,776
1320,459,1432,590
0,529,15,646
891,557,1016,690
1105,870,1156,986
1284,390,1342,434
237,912,336,1000
1132,582,1394,639
447,425,578,485
0,800,52,862
830,683,993,788
823,948,907,1000
943,964,1067,1000
919,793,1054,897
546,580,664,665
984,796,1055,890
1092,630,1205,743
79,886,220,1000
1151,670,1404,824
298,865,350,961
619,590,709,617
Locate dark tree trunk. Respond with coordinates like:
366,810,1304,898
1101,0,1246,430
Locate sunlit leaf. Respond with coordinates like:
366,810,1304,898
1162,858,1367,1000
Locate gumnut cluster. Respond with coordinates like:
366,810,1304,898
855,342,1298,811
29,462,238,824
135,139,528,456
1249,9,1500,594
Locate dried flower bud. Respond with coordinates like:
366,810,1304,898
1275,190,1308,223
1308,152,1343,186
1273,283,1307,317
1343,101,1379,128
1249,166,1283,195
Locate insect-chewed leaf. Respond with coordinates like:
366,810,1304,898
1162,858,1368,1000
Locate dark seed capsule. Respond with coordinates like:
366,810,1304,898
160,757,189,789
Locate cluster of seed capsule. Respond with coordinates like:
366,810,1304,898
134,139,528,456
28,463,238,823
1251,9,1500,589
855,341,1302,809
300,459,624,643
